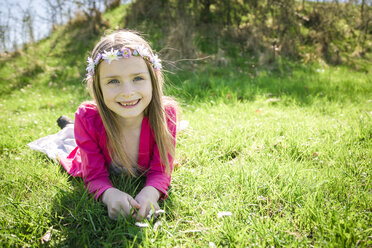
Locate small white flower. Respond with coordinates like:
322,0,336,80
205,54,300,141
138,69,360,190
179,120,189,131
209,242,217,248
146,209,154,220
94,53,102,64
257,196,267,201
153,54,162,70
155,209,165,215
147,209,165,220
135,222,149,228
217,211,232,218
102,48,120,64
153,220,162,231
86,57,95,73
136,45,151,59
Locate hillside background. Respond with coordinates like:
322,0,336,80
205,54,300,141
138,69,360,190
1,0,371,68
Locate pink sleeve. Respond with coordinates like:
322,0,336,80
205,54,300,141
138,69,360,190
145,105,177,200
74,109,113,200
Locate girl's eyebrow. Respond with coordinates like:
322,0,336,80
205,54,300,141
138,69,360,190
102,72,148,79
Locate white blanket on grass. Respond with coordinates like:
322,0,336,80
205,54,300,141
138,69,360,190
28,124,76,160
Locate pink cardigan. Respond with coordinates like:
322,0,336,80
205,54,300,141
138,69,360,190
59,102,177,200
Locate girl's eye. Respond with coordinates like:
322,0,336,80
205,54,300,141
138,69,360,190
133,76,144,82
108,79,120,84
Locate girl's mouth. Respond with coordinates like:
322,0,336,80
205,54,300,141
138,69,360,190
118,99,140,108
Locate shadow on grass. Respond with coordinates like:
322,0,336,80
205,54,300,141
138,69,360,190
165,60,370,106
49,165,175,246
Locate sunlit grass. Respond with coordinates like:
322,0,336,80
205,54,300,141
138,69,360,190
0,55,371,246
0,2,371,246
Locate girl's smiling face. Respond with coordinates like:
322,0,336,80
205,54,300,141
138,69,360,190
99,56,152,123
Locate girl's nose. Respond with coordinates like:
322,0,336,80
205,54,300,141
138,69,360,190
120,82,134,96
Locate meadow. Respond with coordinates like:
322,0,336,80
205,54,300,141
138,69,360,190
1,55,371,246
0,4,371,248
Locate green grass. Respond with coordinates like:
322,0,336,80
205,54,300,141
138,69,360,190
0,58,371,246
0,3,371,247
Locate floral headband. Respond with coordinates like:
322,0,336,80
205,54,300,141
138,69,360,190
86,46,162,77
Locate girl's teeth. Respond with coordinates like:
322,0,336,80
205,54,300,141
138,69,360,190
120,100,138,106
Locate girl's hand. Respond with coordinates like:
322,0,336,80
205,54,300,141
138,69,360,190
134,186,161,221
101,188,140,220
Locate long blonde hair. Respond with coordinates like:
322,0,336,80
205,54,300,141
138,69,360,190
86,30,176,176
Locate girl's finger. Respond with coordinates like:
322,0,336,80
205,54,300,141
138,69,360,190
136,206,148,221
154,201,160,210
117,198,132,217
108,209,118,220
153,202,162,218
118,204,130,217
130,205,139,218
108,212,115,220
127,196,141,209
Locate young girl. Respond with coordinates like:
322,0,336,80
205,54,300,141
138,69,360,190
58,30,178,220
